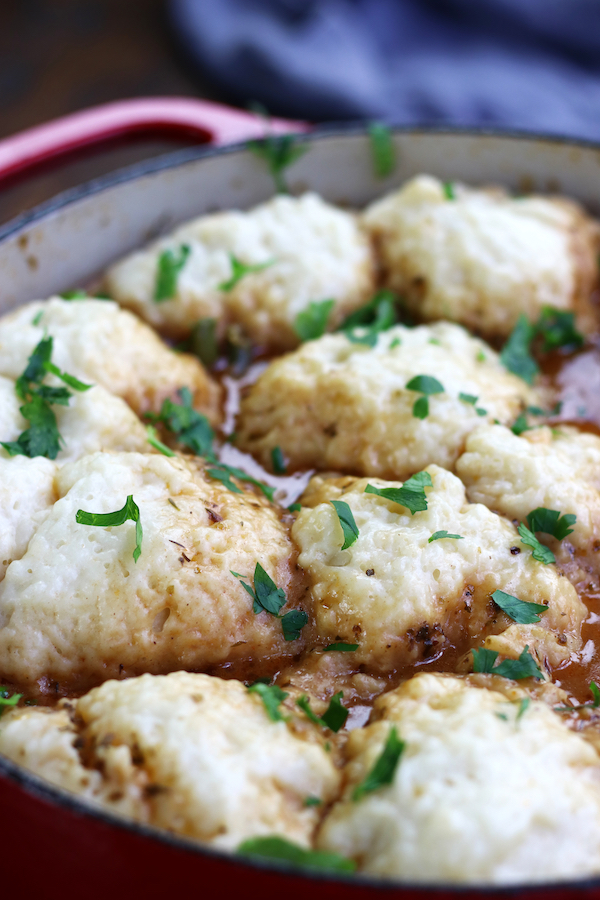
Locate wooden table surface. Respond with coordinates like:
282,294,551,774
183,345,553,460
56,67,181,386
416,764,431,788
0,0,222,226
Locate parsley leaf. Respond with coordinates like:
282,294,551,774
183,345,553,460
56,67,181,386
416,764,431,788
491,589,548,624
147,387,214,457
500,315,539,384
2,393,62,459
428,530,463,543
188,317,218,369
555,682,600,713
294,299,335,342
511,413,531,436
60,289,88,300
406,374,444,418
76,494,143,563
365,471,432,515
517,523,555,564
208,463,275,502
281,609,309,641
352,726,405,801
338,290,398,346
247,134,308,193
537,307,583,353
367,122,396,178
247,682,289,722
516,697,530,721
287,502,302,513
219,254,275,292
0,688,22,716
323,642,359,652
459,393,478,405
43,361,91,392
297,692,349,732
154,245,191,302
472,644,543,680
206,466,242,494
237,836,355,874
330,500,359,550
146,425,176,457
271,446,287,474
303,796,322,807
443,181,456,200
527,507,576,541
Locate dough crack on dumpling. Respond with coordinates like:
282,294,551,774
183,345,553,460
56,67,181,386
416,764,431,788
0,672,339,849
318,673,600,884
292,465,585,673
236,321,544,481
362,174,600,340
104,192,375,351
0,452,306,693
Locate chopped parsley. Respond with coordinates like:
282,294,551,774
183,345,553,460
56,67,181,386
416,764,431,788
294,299,335,342
367,122,396,178
323,642,359,652
0,688,22,716
231,564,308,640
500,315,539,384
443,181,456,200
406,374,444,419
471,644,543,680
511,413,532,436
428,530,463,543
247,133,308,193
287,502,302,513
491,589,548,624
303,796,322,807
31,311,43,326
458,392,487,416
188,317,218,369
154,244,191,302
297,692,349,733
247,682,289,722
536,307,583,353
337,290,398,347
271,445,287,474
76,494,143,563
146,387,214,457
218,254,275,292
1,336,90,460
60,289,88,300
527,507,576,541
365,470,432,515
554,682,600,713
352,726,405,801
237,836,355,874
145,425,176,457
517,523,555,564
516,697,531,721
330,500,359,550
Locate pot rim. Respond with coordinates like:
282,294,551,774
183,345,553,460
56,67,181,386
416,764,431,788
2,119,600,893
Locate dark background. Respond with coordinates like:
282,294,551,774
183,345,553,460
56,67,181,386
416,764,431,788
0,0,219,225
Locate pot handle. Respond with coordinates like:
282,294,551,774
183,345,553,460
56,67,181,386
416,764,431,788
0,96,309,184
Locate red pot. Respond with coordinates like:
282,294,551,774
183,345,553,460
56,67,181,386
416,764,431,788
0,97,598,899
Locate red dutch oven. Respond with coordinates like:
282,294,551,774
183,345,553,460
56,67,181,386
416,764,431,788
0,97,599,899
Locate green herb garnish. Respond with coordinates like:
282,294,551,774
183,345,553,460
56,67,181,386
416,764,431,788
247,682,289,722
281,609,309,641
471,644,543,680
287,502,302,513
517,524,555,564
247,134,308,193
527,507,576,541
189,317,218,369
231,564,307,640
428,530,463,543
367,122,396,178
554,682,600,713
297,692,348,733
219,254,275,292
0,688,22,716
352,726,405,801
76,494,143,563
154,244,191,302
491,589,548,624
146,425,176,457
303,796,322,807
500,315,539,384
146,387,214,457
330,500,359,550
406,374,444,419
60,289,88,300
337,290,398,346
271,446,287,474
323,642,359,652
237,836,355,874
537,307,583,352
443,181,455,200
294,299,335,342
365,470,432,515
